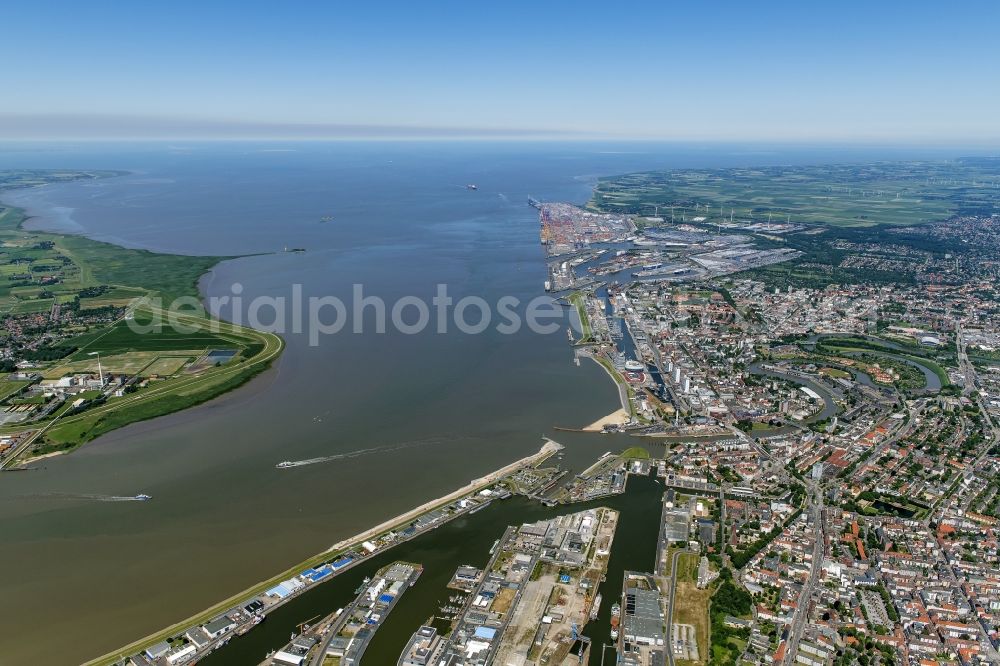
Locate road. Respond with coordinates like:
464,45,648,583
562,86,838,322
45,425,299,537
783,480,824,665
663,549,684,666
957,323,976,397
958,323,1000,443
855,399,924,489
308,603,356,666
440,525,534,665
307,565,421,666
719,483,729,569
942,329,1000,660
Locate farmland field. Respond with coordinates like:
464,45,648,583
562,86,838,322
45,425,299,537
590,160,1000,227
0,171,285,461
0,191,225,313
41,351,202,379
0,379,32,403
65,316,242,358
143,356,195,376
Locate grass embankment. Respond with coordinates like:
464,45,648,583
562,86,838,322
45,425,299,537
566,291,593,343
620,446,650,459
23,308,283,455
592,354,636,417
898,352,949,387
83,443,552,666
0,185,284,458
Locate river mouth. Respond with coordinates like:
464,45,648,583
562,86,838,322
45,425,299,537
0,142,676,665
0,143,954,665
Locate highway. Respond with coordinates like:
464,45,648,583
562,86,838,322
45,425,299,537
958,323,1000,442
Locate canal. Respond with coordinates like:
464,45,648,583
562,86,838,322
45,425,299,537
201,473,665,665
802,334,943,392
748,361,841,424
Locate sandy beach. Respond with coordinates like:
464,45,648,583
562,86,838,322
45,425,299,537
582,408,630,432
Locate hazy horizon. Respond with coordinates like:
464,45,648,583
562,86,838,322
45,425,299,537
3,1,999,143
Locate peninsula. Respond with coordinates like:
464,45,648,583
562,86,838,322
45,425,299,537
0,171,284,467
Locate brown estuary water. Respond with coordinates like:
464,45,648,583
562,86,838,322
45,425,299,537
0,141,947,664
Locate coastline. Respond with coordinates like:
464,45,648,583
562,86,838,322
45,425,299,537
585,350,632,414
0,161,626,665
0,177,286,462
82,438,563,666
582,407,630,432
326,438,563,552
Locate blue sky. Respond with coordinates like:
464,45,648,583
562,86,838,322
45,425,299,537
2,1,999,142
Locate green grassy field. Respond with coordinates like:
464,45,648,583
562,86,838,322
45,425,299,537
41,350,203,379
58,233,225,305
21,308,283,455
0,194,225,313
566,291,592,343
0,171,284,460
589,160,1000,227
0,379,32,403
64,317,241,358
673,554,712,666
